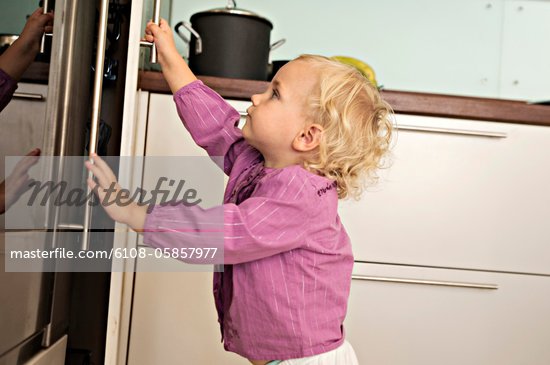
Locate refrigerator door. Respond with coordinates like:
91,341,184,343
40,0,97,348
1,1,96,364
24,335,67,365
0,16,54,365
0,232,53,365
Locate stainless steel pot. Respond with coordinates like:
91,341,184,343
175,0,284,80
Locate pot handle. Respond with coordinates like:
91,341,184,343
268,38,286,63
174,21,202,55
174,21,190,44
270,38,286,52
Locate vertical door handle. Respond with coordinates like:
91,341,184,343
39,0,54,53
139,0,161,64
81,0,111,251
40,0,50,53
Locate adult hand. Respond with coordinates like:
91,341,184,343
18,7,55,53
0,148,41,214
0,7,54,81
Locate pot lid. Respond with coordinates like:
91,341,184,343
191,1,273,28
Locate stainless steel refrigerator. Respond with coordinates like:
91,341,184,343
1,0,130,364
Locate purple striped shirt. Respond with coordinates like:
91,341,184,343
0,68,17,112
143,80,354,360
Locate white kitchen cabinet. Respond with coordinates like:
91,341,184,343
344,262,550,365
117,91,550,365
126,92,249,365
339,114,550,275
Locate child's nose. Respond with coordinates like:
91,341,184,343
251,94,260,106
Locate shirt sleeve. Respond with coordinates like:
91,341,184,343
0,68,17,112
143,169,316,265
173,80,254,176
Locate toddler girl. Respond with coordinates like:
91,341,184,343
86,19,393,365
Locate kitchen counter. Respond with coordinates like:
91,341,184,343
138,71,550,127
20,64,550,127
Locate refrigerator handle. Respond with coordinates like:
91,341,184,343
81,0,111,251
40,0,51,53
139,0,161,63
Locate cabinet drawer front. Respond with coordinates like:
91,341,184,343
339,114,550,274
344,262,550,365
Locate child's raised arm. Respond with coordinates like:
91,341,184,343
144,18,196,93
145,19,255,176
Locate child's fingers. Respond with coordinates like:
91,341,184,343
85,160,111,190
147,21,162,36
89,153,117,183
159,18,170,30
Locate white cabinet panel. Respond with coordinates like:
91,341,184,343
128,271,244,365
144,93,250,156
344,262,550,365
144,93,207,157
339,114,550,275
128,93,251,365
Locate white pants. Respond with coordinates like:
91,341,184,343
279,340,359,365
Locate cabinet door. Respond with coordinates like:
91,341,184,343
127,93,250,365
144,93,250,157
344,262,550,365
339,114,550,275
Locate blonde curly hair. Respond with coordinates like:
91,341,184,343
297,54,394,200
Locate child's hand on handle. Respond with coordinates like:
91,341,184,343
144,18,197,93
144,18,178,64
85,153,147,232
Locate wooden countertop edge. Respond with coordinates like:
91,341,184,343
138,71,550,127
20,65,550,127
137,70,550,127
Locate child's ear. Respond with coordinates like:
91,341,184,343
293,124,324,152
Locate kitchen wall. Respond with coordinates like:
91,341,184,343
170,0,550,101
0,0,40,34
